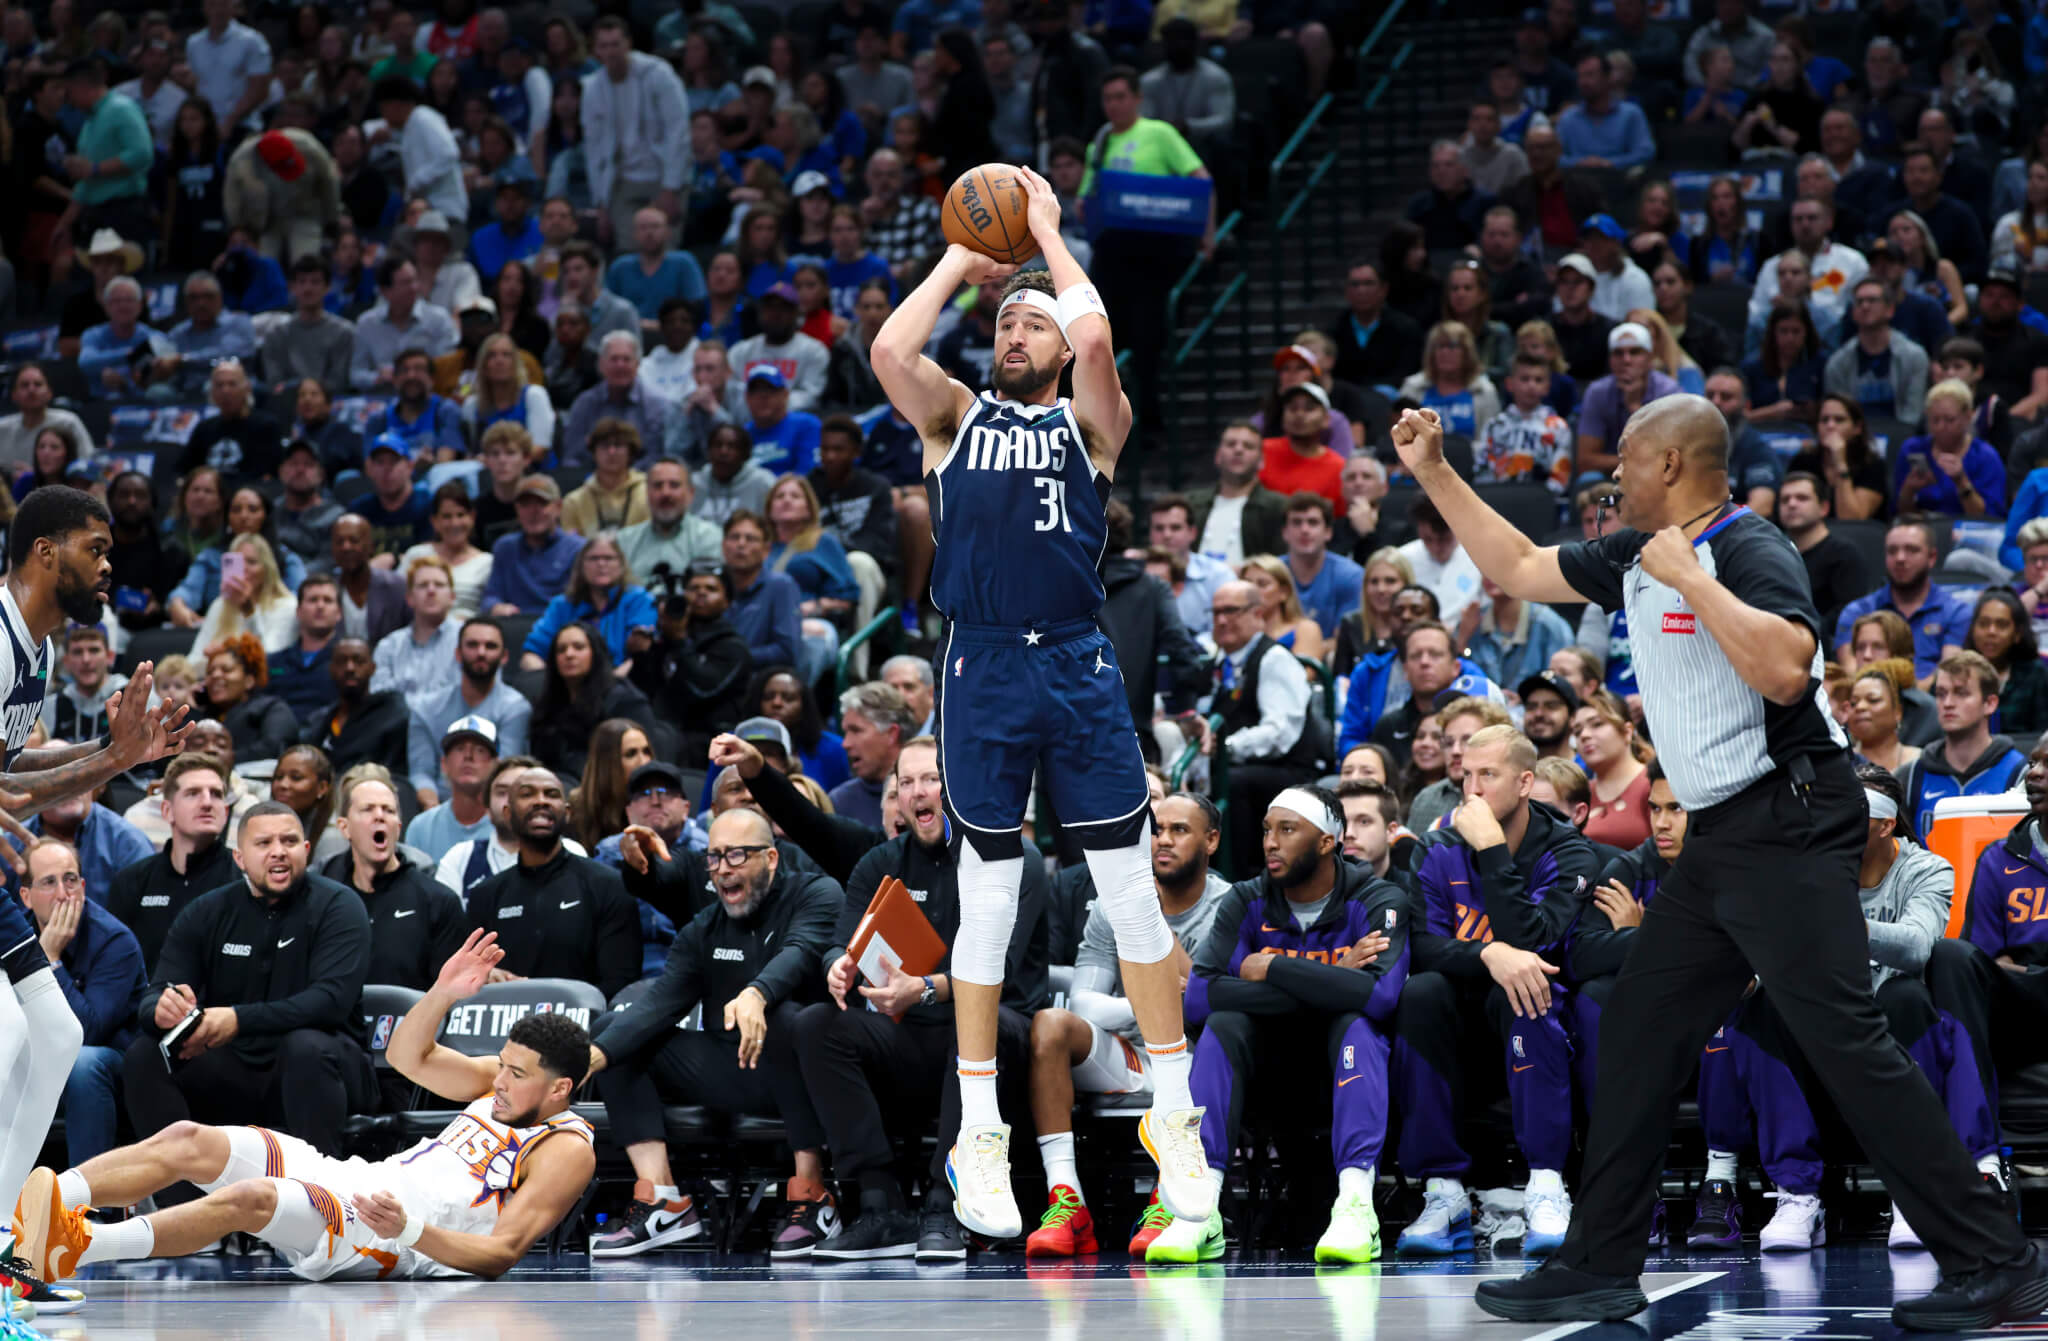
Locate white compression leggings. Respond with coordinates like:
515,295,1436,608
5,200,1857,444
952,827,1173,987
0,969,85,1214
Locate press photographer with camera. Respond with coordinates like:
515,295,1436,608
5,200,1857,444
627,557,753,762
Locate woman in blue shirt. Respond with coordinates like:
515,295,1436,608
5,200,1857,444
1395,322,1502,439
737,209,790,298
1742,300,1827,425
749,664,850,792
699,251,752,345
521,533,661,666
166,485,308,626
672,28,743,113
1894,379,2008,519
1687,175,1762,286
799,68,868,186
764,475,859,687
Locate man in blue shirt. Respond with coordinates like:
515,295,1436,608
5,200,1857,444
606,205,708,335
269,576,345,717
891,0,979,56
404,714,500,852
349,436,436,557
468,178,543,285
25,836,148,1168
721,510,803,668
744,364,822,477
482,475,587,614
407,619,532,806
365,348,465,463
79,277,167,399
1832,516,1974,686
1282,492,1365,641
157,270,260,396
1555,51,1654,170
20,786,155,908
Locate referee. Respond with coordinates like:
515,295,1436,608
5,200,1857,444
1388,403,2047,1332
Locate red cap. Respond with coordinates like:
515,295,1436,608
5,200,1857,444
257,131,305,182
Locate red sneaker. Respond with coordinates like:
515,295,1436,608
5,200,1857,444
1128,1188,1173,1257
1024,1186,1098,1258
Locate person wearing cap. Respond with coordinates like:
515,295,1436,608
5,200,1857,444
739,362,825,478
320,774,465,1002
730,282,832,415
224,127,341,266
561,330,671,470
1554,52,1653,172
1517,670,1581,761
1257,383,1344,511
1576,322,1680,476
260,256,357,394
1576,215,1655,323
581,16,688,248
404,209,481,314
348,433,437,561
373,74,468,228
1405,141,1497,253
1548,254,1617,386
1963,268,2048,422
57,58,153,246
113,37,188,150
403,714,503,855
468,178,543,286
350,257,461,390
482,474,588,616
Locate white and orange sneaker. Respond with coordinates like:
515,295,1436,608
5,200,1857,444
10,1170,92,1284
1138,1108,1215,1223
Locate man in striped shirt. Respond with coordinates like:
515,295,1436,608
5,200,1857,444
1389,400,2045,1332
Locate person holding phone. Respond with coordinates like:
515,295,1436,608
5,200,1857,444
1894,379,2007,520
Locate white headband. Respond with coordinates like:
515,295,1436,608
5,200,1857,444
1272,787,1341,838
1865,789,1899,821
998,288,1066,341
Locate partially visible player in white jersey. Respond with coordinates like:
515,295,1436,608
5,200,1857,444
11,930,595,1285
0,487,191,1326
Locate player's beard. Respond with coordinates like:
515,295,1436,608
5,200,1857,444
991,353,1058,398
1274,847,1323,891
56,567,104,626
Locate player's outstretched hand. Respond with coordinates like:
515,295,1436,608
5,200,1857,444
1388,408,1445,475
352,1190,408,1240
1016,165,1061,242
436,929,504,999
105,660,158,766
943,243,1018,289
618,824,671,875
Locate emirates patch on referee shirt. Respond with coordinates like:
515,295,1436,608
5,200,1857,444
1661,612,1698,634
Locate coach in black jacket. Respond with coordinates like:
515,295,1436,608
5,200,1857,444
465,766,642,1000
317,775,466,992
123,802,375,1160
587,808,843,1255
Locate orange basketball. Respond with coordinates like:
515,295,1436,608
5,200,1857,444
941,164,1040,266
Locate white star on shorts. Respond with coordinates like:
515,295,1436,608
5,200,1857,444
1023,629,1043,646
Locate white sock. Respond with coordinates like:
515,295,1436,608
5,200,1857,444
1425,1176,1466,1203
1706,1150,1739,1183
58,1169,90,1209
1038,1133,1082,1200
650,1184,681,1205
1146,1037,1193,1113
1978,1154,2004,1178
958,1057,1002,1129
77,1215,153,1267
0,972,82,1215
1526,1168,1564,1197
1338,1166,1374,1200
1207,1166,1226,1200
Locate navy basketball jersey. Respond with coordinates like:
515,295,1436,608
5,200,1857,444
927,392,1111,627
0,589,53,772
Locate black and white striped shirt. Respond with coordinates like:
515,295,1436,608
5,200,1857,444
1558,506,1847,810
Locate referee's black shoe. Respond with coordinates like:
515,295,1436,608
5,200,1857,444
1474,1257,1648,1322
1892,1241,2048,1332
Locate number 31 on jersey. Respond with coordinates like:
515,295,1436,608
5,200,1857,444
1034,476,1072,533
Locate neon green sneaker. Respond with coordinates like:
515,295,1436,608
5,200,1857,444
1144,1208,1225,1265
1315,1192,1382,1264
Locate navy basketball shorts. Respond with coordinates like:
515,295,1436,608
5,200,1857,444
934,617,1151,859
0,891,49,984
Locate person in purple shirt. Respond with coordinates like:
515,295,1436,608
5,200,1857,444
1173,787,1409,1264
1893,380,2008,519
1831,516,1975,682
1392,724,1596,1258
1575,323,1679,480
481,475,587,615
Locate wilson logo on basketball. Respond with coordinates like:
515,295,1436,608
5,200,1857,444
962,180,994,231
1662,612,1697,634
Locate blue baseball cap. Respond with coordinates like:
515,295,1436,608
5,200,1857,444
1434,673,1507,711
366,432,409,459
744,361,788,388
1580,213,1627,241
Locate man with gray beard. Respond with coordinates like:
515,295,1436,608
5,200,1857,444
586,808,845,1258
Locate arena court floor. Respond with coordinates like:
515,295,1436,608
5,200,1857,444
33,1243,1978,1340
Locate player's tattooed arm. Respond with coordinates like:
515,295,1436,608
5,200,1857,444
11,739,111,770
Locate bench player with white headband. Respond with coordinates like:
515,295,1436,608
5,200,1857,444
11,931,594,1284
867,165,1213,1247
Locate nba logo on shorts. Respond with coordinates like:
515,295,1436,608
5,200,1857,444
1342,1045,1354,1071
954,657,964,677
1513,1036,1525,1059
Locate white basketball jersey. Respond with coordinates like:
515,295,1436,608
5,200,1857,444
390,1097,593,1237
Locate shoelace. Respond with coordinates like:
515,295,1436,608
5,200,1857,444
1039,1189,1084,1229
1419,1189,1463,1227
1136,1200,1173,1233
1152,1114,1210,1183
967,1130,1013,1190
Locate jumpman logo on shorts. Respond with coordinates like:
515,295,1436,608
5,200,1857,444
1091,651,1108,675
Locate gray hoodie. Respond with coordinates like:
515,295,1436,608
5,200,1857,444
1862,838,1953,991
690,461,776,524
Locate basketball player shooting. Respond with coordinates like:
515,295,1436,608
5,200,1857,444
869,167,1212,1241
11,931,596,1285
0,487,190,1290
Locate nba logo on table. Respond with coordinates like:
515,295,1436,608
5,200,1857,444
1342,1045,1354,1071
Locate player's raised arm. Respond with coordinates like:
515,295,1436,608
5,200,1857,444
387,929,505,1102
1016,166,1133,465
1390,409,1584,605
871,244,1010,442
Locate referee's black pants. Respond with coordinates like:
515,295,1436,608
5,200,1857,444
1559,751,2027,1279
589,1004,825,1153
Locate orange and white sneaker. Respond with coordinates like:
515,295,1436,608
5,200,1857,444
1129,1189,1173,1256
1024,1186,1098,1258
1138,1108,1214,1223
11,1169,92,1284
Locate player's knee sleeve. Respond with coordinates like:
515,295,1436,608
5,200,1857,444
18,969,83,1066
1082,835,1173,965
0,982,27,1083
952,842,1022,987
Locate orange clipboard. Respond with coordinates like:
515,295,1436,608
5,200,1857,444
847,876,947,999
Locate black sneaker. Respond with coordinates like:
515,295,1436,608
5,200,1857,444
1687,1179,1742,1249
916,1207,967,1262
812,1210,918,1261
1474,1258,1649,1323
769,1196,842,1260
1893,1240,2048,1332
589,1196,704,1258
0,1254,83,1315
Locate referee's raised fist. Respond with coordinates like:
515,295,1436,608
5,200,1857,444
1389,407,1444,471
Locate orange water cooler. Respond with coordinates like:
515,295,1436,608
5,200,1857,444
1924,794,2030,937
